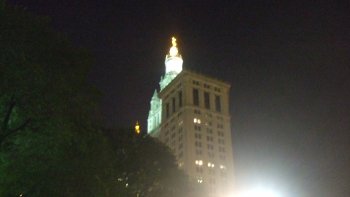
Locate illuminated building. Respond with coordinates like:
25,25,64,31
147,37,234,196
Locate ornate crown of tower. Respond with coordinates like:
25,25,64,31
160,37,183,90
165,37,183,74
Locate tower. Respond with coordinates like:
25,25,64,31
147,37,234,197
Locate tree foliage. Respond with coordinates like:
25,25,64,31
104,128,190,197
0,3,190,197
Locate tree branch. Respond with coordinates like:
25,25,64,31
11,118,31,133
0,118,31,146
2,95,15,132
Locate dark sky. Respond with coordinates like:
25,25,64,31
7,1,350,196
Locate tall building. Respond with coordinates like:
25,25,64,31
147,37,234,197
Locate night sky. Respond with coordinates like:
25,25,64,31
7,1,350,196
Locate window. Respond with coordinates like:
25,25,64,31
204,92,210,109
218,138,225,145
194,118,201,124
193,80,200,85
194,125,201,131
196,167,203,173
217,124,224,129
194,109,201,114
208,152,215,158
166,103,170,118
215,95,221,112
204,84,210,89
178,113,182,119
172,97,175,113
218,131,224,137
193,88,199,106
195,141,202,147
219,146,226,153
208,169,215,175
207,144,214,150
196,149,202,155
207,128,213,134
178,91,182,108
219,155,226,160
207,136,213,142
195,133,202,139
178,143,183,149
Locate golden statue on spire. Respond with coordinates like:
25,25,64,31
172,37,177,47
169,36,179,57
135,121,141,135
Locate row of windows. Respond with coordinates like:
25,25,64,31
195,125,226,137
196,168,227,178
165,91,183,119
194,141,226,153
194,134,225,144
193,118,224,129
192,80,221,93
195,149,226,161
193,88,222,112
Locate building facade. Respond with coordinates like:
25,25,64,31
147,38,234,197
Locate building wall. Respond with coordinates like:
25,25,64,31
156,70,234,197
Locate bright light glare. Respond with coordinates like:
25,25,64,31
236,187,281,197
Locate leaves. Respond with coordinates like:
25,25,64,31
0,3,190,197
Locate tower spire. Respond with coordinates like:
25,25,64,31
160,36,184,90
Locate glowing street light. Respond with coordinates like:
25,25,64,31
235,187,281,197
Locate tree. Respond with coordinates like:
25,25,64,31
0,3,112,196
0,3,191,197
104,128,191,197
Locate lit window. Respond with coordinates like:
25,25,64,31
195,160,203,166
207,162,215,168
194,118,201,124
